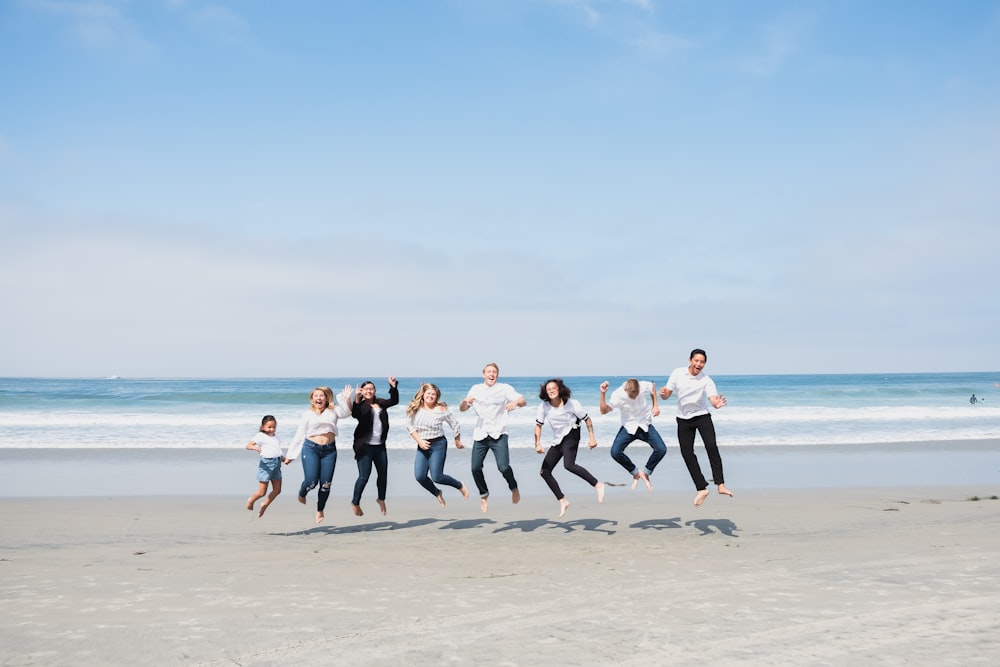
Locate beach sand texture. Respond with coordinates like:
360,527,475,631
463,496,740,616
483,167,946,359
2,486,999,666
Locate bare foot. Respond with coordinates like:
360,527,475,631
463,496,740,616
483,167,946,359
437,493,447,508
694,489,710,507
351,503,363,517
718,484,734,498
376,499,387,515
480,496,489,513
315,511,325,524
631,474,639,491
639,470,653,492
460,483,469,499
297,495,306,505
246,498,255,511
511,488,520,504
257,501,270,518
596,482,606,504
558,498,570,518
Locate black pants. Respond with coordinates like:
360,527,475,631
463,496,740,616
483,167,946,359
539,428,598,500
676,413,724,491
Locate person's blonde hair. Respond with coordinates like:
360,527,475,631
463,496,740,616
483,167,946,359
624,378,640,394
310,386,335,414
407,383,445,417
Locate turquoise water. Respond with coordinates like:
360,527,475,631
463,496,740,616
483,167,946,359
1,373,998,449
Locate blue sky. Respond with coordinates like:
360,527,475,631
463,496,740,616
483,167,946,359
2,0,998,378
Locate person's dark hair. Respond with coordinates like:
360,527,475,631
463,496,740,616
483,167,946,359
690,348,707,361
359,381,376,391
260,415,276,430
539,378,572,403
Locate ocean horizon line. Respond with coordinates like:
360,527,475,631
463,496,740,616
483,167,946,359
3,370,1000,381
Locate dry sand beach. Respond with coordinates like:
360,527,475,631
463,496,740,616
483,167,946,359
2,483,999,666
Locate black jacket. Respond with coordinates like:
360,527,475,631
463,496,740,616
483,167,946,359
351,384,399,459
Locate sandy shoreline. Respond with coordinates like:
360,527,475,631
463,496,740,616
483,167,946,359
2,438,1000,497
2,484,999,666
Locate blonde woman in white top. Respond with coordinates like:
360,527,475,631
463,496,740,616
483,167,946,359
406,383,469,507
286,385,353,523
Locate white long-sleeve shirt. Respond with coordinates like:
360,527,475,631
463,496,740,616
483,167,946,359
407,406,461,441
286,396,351,460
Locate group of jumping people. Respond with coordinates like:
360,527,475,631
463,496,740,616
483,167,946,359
245,350,733,522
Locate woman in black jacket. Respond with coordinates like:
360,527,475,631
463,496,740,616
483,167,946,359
350,376,399,516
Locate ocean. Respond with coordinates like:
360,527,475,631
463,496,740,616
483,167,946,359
2,373,998,450
1,373,998,497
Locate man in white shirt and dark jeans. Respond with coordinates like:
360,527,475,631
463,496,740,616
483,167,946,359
460,362,527,513
660,348,734,507
599,378,667,492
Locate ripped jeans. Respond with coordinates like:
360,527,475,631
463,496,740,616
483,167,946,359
299,439,337,511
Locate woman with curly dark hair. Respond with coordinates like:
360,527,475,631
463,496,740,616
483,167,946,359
533,378,605,518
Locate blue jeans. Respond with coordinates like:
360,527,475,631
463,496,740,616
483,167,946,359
414,437,463,497
610,425,667,476
352,444,388,505
299,439,337,511
471,434,518,497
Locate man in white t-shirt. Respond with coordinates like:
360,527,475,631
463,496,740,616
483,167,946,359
459,362,527,513
660,348,734,507
599,378,667,492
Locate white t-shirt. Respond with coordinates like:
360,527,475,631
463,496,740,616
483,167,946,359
665,367,719,419
466,382,523,440
535,398,589,445
608,380,656,435
249,433,283,459
369,405,384,445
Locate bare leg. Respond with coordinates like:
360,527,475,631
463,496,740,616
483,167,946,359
460,483,469,499
558,497,570,518
247,482,268,510
595,481,606,503
351,503,363,516
258,481,281,517
631,474,639,491
511,488,520,504
297,495,306,505
694,489,710,507
480,495,489,513
718,483,734,498
376,498,387,515
437,492,447,508
316,510,324,523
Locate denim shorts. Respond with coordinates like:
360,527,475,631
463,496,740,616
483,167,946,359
257,457,283,482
